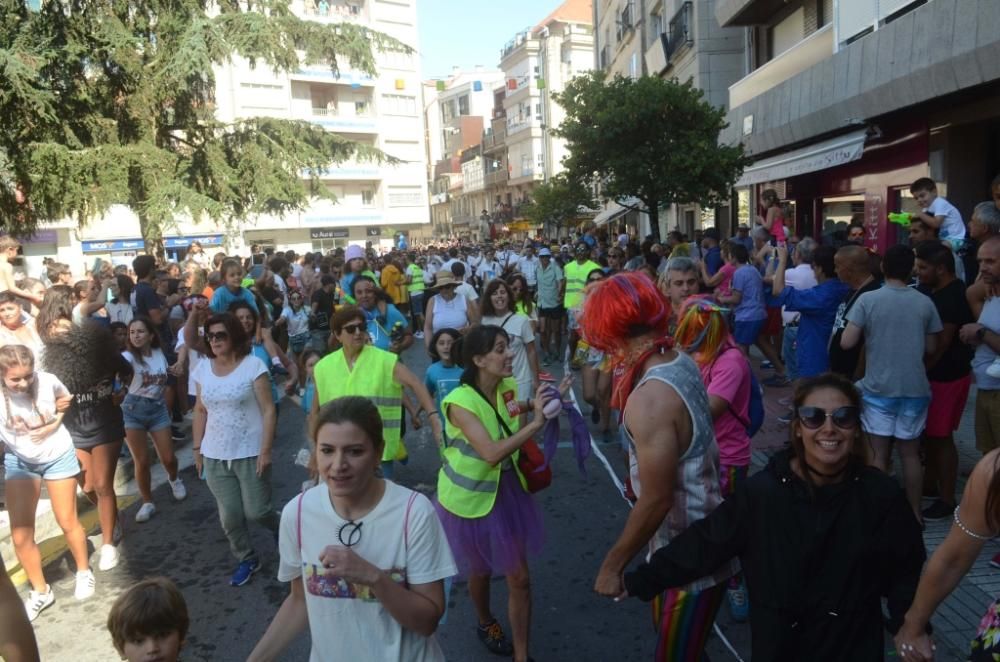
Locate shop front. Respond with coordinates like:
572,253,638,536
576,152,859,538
82,234,226,266
734,119,929,253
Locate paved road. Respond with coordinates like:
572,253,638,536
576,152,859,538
23,343,754,661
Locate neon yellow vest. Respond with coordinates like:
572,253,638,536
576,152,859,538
313,345,405,462
563,260,600,308
406,264,425,294
436,379,527,518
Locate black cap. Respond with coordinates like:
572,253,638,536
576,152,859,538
703,228,721,241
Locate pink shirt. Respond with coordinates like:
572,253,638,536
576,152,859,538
769,210,787,243
700,346,751,467
715,263,738,297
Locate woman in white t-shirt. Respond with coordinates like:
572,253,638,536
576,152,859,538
0,345,95,621
248,396,456,662
479,279,539,400
191,311,277,588
122,317,185,524
71,278,111,326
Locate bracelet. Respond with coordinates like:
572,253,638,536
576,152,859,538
428,411,441,418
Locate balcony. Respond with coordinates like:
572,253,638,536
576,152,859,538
482,125,506,152
297,0,367,23
645,2,693,76
729,22,834,109
485,169,509,187
501,29,534,61
304,107,377,133
304,161,382,180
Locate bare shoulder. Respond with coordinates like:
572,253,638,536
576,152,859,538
624,374,685,434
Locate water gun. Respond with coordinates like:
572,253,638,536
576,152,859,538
888,212,913,227
389,321,406,343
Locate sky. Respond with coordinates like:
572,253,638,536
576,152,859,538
417,0,565,79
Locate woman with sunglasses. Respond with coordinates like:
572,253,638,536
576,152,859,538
621,373,925,661
191,308,278,587
249,396,457,662
311,306,442,481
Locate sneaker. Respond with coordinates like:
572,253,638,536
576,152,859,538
726,583,749,623
760,360,774,370
476,619,514,656
778,396,793,407
777,409,794,425
24,586,54,621
169,477,187,501
542,354,552,367
762,374,791,387
98,544,120,571
135,502,156,523
987,357,1000,379
414,331,424,339
230,558,261,586
171,426,185,442
74,569,96,600
991,552,1000,570
922,499,956,521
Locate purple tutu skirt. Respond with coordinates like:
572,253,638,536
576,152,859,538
435,469,544,578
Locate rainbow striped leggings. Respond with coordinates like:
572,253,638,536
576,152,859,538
651,582,726,662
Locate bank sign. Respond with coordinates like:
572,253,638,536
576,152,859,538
82,235,223,252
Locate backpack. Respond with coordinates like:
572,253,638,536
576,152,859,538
710,348,765,438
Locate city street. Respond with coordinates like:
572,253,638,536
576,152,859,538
20,343,754,662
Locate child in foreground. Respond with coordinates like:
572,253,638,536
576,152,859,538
107,577,189,662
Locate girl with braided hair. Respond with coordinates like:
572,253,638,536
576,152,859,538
0,344,95,621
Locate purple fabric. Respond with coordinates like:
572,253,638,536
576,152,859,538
434,470,544,578
541,396,592,476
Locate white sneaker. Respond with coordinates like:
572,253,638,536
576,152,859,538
135,502,156,523
24,586,54,622
170,477,187,501
414,331,425,339
98,544,120,571
987,357,1000,379
74,570,96,600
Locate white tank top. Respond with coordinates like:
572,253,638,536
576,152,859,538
431,293,469,333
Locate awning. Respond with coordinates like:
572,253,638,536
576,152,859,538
734,129,868,188
594,197,640,226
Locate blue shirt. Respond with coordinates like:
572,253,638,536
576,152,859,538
210,286,259,314
251,341,280,404
704,246,723,276
363,303,409,351
732,265,768,322
770,278,851,377
424,361,463,421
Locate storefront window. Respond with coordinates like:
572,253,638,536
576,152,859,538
312,238,348,252
820,194,864,245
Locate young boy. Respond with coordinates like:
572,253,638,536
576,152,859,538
209,258,259,314
107,577,189,662
910,177,966,248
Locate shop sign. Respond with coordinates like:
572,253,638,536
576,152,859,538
310,228,349,239
82,235,222,252
366,226,382,237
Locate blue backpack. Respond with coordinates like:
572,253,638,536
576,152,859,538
714,350,765,438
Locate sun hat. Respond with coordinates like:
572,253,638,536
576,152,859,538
345,245,364,262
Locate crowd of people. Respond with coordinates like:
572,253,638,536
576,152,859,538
2,175,1000,661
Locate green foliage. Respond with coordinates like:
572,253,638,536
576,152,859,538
0,0,409,254
553,72,750,241
520,174,595,236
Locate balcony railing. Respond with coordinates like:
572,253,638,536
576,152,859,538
728,22,834,109
501,29,533,60
299,0,364,21
311,106,373,117
485,170,509,187
664,2,693,62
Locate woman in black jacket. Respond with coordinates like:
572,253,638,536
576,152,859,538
623,373,925,661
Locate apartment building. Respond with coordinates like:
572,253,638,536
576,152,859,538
593,0,745,238
485,0,594,236
424,68,505,239
718,0,1000,251
52,0,430,271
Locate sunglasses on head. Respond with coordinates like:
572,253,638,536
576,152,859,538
796,405,860,430
342,322,366,335
206,331,229,342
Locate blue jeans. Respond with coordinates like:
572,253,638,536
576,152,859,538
782,325,799,381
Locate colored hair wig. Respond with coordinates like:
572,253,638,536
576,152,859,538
579,272,671,359
674,297,732,367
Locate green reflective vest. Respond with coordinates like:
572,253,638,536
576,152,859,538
313,345,405,462
406,264,425,294
436,379,527,518
563,260,601,308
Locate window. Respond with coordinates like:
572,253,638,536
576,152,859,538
355,100,370,116
387,186,422,206
535,103,542,121
768,7,805,60
381,94,417,116
650,10,664,41
458,95,469,116
361,189,375,206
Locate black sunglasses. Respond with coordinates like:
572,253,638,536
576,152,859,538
342,322,366,335
206,331,229,342
796,405,860,430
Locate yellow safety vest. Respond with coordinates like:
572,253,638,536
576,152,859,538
437,379,527,518
406,264,425,294
563,260,600,309
313,345,406,462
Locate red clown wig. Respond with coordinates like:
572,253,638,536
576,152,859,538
580,272,672,361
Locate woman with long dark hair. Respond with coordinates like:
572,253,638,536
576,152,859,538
621,373,925,661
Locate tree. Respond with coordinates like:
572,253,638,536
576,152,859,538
553,71,750,243
0,0,406,256
520,173,595,239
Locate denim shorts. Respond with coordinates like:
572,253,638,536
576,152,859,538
733,318,766,346
860,392,930,441
4,447,80,481
122,394,172,432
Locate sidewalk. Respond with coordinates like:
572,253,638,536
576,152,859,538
753,365,994,658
